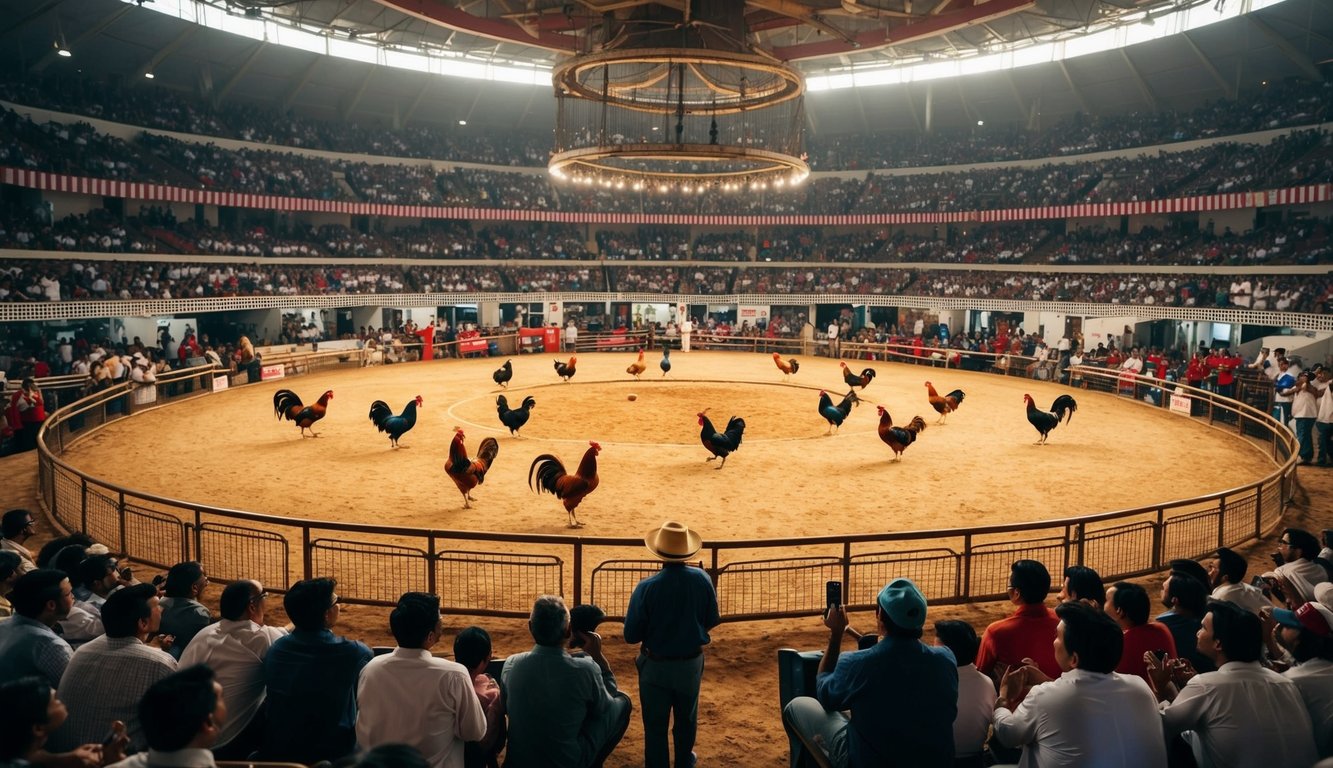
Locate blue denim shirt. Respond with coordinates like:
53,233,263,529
623,562,720,657
261,628,372,762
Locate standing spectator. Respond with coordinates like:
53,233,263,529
1208,547,1270,615
106,664,227,768
0,508,38,575
1281,371,1322,464
623,521,721,768
564,319,578,353
1273,358,1296,424
976,560,1061,683
0,569,75,687
991,602,1167,768
52,583,177,753
783,578,957,767
1149,600,1317,768
934,620,995,767
453,626,506,768
355,592,485,768
1105,581,1176,683
1314,366,1333,465
826,319,840,358
501,594,632,768
158,561,212,660
178,580,287,759
1268,602,1333,758
261,577,372,763
6,378,46,453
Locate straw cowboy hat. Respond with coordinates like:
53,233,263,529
644,520,702,561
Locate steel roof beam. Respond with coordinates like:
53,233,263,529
282,56,324,111
214,41,267,107
340,68,376,121
133,26,197,83
1248,15,1324,81
1119,49,1158,111
1180,31,1235,99
1057,60,1091,114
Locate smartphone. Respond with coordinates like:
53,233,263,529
1151,648,1168,662
100,725,119,748
825,580,842,616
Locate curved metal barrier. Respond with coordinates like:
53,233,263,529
34,351,1299,623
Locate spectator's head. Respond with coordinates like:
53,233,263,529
454,626,493,676
283,577,339,632
528,594,570,647
102,583,160,640
1199,600,1262,664
1168,559,1210,590
218,580,265,623
389,592,442,650
1210,547,1248,587
164,561,208,599
1106,582,1150,628
9,569,73,623
1273,602,1333,664
354,744,430,768
1059,565,1105,606
1282,528,1320,562
49,545,87,582
876,578,927,639
0,677,65,759
1054,601,1124,674
139,665,225,752
35,534,92,569
1162,570,1208,616
76,554,120,597
1008,560,1051,605
933,620,978,666
0,550,22,591
1,508,36,541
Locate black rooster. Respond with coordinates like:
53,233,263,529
818,390,860,435
840,362,877,390
697,410,746,469
660,347,672,377
368,395,423,449
554,356,577,382
493,360,513,389
1024,394,1078,444
497,394,536,436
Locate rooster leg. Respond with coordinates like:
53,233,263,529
461,494,472,510
705,456,717,462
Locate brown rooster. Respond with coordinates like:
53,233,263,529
554,356,577,383
529,441,601,528
273,389,333,438
626,348,647,380
924,381,966,424
444,428,499,509
877,406,927,462
773,352,800,382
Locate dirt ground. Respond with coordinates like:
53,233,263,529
14,349,1324,768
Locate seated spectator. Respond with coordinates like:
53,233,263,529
783,578,957,767
73,554,126,616
355,592,485,768
177,580,287,760
992,602,1167,768
0,550,21,618
158,562,212,660
501,594,631,768
353,744,431,768
52,583,177,753
1148,600,1317,768
260,577,371,763
1105,582,1176,682
1208,547,1270,614
933,620,994,767
106,664,226,768
1057,565,1105,609
1156,570,1215,673
0,508,38,575
453,626,506,768
0,569,75,688
1267,602,1333,758
0,676,127,768
976,560,1061,684
1266,527,1330,605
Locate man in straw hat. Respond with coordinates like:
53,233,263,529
783,578,958,768
623,521,721,768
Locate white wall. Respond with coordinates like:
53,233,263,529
1080,316,1141,351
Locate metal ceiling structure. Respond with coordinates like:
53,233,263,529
0,0,1330,141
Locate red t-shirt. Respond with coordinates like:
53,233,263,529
1117,622,1177,683
975,603,1061,683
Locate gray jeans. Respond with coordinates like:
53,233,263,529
782,696,849,768
636,653,705,768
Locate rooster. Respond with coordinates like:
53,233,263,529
493,360,513,389
877,406,926,462
368,395,422,448
1024,394,1078,445
444,429,500,509
925,382,966,424
840,362,877,390
529,441,601,528
697,410,746,469
273,389,333,438
818,389,860,434
773,352,800,382
626,349,647,380
660,347,672,377
497,394,536,436
554,356,577,383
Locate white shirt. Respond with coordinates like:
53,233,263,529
1285,658,1333,758
1210,582,1270,615
1273,559,1330,605
1161,660,1316,768
955,663,996,758
355,647,486,768
993,668,1166,768
1314,378,1333,423
107,747,216,768
177,619,288,748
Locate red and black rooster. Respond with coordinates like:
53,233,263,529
554,356,578,383
493,360,513,389
273,389,333,438
529,441,601,528
840,362,877,390
925,382,966,424
877,406,926,462
697,410,746,469
444,428,500,509
497,394,536,436
1024,394,1078,445
818,389,860,435
368,395,422,448
773,352,800,382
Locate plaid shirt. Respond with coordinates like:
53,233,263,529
50,635,178,752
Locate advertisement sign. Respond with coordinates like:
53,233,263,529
211,375,230,393
260,364,286,381
1169,393,1192,415
738,306,770,323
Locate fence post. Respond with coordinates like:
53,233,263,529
1074,522,1085,567
118,490,128,555
573,540,583,606
427,533,437,597
841,540,851,605
1152,508,1164,570
1253,483,1263,542
80,477,88,534
302,526,313,581
961,533,973,599
1216,498,1227,551
192,508,202,562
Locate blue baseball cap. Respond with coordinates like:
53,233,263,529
876,578,927,630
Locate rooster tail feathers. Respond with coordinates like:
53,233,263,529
861,368,877,380
1051,395,1078,424
522,396,536,410
528,454,567,495
553,360,562,371
789,359,800,374
273,389,302,420
477,437,500,468
946,389,966,405
908,416,928,433
368,400,392,428
724,416,746,448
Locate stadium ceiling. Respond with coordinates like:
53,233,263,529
0,0,1330,139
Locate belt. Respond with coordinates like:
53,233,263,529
643,648,702,661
